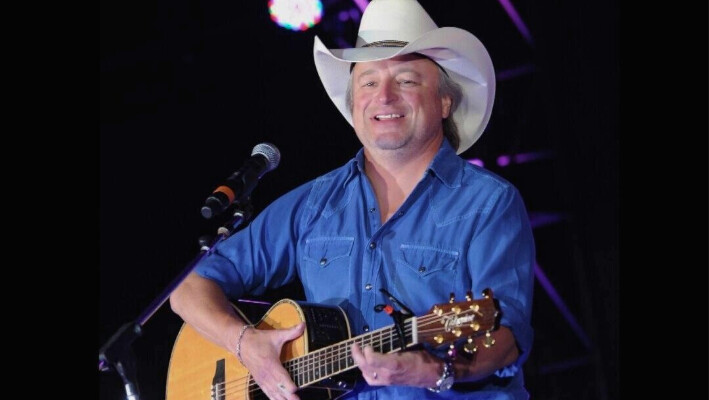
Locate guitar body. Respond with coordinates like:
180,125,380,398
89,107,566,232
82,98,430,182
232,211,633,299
166,299,353,400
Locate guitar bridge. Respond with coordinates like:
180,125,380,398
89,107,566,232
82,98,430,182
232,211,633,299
210,359,225,400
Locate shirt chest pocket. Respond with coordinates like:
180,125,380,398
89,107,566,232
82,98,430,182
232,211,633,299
396,244,459,277
304,237,355,268
303,237,355,301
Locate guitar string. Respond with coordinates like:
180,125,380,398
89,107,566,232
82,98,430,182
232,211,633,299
221,331,408,398
209,309,490,398
172,304,487,387
215,309,490,398
215,328,407,397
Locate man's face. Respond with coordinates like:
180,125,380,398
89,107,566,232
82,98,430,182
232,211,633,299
350,54,452,154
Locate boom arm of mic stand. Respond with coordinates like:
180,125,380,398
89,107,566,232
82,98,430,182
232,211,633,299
98,201,253,400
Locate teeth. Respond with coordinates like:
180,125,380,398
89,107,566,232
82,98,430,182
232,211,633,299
375,114,402,120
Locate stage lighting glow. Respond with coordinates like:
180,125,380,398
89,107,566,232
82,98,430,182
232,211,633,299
467,158,485,167
268,0,323,31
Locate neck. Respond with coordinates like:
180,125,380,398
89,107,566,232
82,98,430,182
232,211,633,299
363,136,442,223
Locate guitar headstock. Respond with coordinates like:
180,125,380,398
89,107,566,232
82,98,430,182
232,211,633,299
417,289,499,352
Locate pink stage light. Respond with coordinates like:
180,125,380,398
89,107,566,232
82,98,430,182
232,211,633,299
496,151,554,167
467,158,485,167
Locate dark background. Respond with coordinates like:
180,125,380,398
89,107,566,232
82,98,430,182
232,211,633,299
100,0,618,398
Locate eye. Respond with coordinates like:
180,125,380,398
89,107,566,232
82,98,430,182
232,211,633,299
362,81,376,87
398,79,417,86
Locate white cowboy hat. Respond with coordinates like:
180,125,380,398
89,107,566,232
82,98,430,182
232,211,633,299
313,0,496,154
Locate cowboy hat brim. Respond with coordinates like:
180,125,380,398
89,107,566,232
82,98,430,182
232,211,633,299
313,27,495,155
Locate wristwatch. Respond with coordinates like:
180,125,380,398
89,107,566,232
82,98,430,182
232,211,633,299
428,359,455,393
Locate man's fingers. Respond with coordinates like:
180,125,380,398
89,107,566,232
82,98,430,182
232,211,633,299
350,342,365,365
351,343,384,385
361,344,378,360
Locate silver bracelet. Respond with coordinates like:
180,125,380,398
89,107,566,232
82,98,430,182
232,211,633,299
235,324,253,365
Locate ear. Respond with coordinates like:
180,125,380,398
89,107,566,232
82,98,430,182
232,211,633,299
441,95,452,119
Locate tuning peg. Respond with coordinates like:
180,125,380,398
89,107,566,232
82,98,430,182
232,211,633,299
449,292,455,303
463,337,478,354
483,331,496,348
482,288,494,298
465,291,473,301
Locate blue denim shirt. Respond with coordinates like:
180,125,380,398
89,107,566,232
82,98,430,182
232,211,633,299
195,139,535,399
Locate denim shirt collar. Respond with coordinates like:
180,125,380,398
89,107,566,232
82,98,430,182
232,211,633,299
427,138,464,188
343,138,463,188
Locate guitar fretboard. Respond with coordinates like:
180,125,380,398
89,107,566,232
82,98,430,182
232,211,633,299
284,317,417,387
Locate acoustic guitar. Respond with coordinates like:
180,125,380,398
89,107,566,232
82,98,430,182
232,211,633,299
166,290,499,400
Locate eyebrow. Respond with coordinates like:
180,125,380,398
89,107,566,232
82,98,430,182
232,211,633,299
354,67,422,80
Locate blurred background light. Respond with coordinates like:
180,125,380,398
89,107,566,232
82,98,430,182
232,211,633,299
268,0,323,31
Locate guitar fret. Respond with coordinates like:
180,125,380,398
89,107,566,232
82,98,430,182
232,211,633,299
313,351,318,382
339,342,347,371
319,350,325,379
286,320,419,388
297,354,303,385
290,363,301,387
325,351,330,377
307,352,312,384
389,325,394,352
333,344,340,374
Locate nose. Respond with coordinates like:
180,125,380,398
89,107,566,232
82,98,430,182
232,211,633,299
376,80,398,104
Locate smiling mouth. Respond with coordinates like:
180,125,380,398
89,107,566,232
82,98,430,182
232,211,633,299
374,114,403,121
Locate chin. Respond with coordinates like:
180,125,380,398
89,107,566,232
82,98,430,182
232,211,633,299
371,135,409,150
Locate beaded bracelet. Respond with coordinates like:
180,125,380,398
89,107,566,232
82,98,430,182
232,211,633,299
235,324,253,365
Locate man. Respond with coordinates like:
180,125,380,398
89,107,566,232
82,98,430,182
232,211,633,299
170,0,535,399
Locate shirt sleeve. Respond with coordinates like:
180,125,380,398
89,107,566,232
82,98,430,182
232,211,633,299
193,186,307,300
466,184,536,375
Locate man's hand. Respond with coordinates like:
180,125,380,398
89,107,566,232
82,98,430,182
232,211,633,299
238,322,305,400
350,343,441,388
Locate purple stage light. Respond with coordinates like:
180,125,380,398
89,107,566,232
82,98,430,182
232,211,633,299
495,151,554,167
467,158,485,167
497,155,511,167
496,0,534,46
528,212,566,229
237,298,272,305
497,63,535,81
514,150,554,164
534,262,591,349
352,0,368,13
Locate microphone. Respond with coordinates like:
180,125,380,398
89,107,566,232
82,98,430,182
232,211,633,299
201,143,281,219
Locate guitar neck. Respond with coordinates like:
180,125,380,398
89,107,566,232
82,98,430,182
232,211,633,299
285,317,418,387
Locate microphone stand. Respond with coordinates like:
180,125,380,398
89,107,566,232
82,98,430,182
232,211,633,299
98,200,254,400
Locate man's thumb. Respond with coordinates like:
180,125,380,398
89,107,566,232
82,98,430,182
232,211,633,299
283,322,306,341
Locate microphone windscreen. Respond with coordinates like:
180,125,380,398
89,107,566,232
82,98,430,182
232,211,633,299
251,143,281,172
